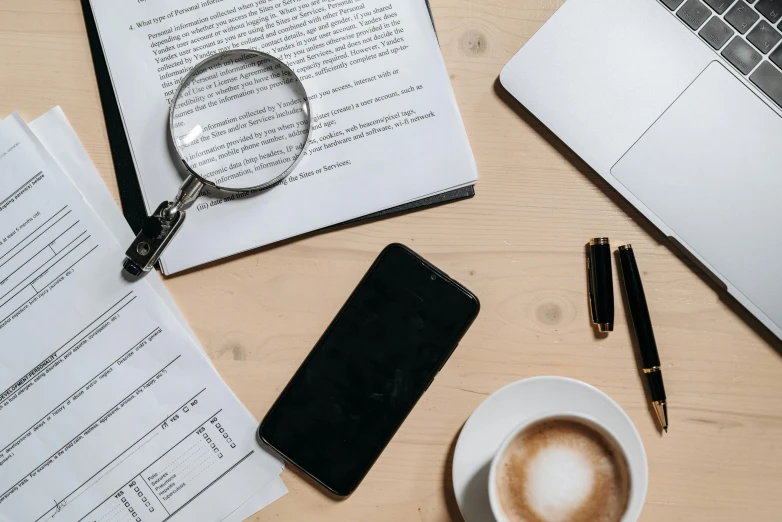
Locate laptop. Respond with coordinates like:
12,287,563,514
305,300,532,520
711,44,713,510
501,0,782,340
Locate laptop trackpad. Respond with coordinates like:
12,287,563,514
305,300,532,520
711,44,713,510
612,62,782,329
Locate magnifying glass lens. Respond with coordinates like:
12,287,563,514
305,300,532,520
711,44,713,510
171,51,309,191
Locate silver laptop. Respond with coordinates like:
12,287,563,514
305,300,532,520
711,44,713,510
501,0,782,340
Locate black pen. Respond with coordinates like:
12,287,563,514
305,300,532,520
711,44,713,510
618,244,668,433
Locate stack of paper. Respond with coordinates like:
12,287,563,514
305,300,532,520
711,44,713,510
88,0,479,274
0,108,284,522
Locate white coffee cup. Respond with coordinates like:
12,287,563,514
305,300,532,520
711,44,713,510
488,411,643,522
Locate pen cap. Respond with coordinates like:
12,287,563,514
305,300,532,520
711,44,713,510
588,238,614,332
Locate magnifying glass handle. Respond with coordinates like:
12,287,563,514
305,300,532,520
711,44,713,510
122,175,203,276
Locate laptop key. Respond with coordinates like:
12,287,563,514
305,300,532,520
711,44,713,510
722,36,763,73
700,16,736,48
750,61,782,106
755,0,782,23
748,21,782,52
725,0,761,33
704,0,736,13
678,0,712,29
771,40,782,68
661,0,686,9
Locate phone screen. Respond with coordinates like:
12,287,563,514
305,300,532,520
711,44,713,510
259,244,479,496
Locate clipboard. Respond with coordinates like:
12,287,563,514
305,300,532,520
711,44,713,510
79,0,474,236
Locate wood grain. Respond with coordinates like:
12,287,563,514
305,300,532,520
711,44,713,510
2,0,782,520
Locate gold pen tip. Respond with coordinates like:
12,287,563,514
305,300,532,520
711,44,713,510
653,400,668,433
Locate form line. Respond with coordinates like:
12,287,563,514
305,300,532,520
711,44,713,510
76,408,224,522
0,206,67,263
0,288,132,409
0,222,80,285
27,245,98,297
0,206,69,266
162,452,254,521
0,232,89,305
32,389,206,522
0,327,162,455
0,356,182,501
0,172,42,207
0,245,106,329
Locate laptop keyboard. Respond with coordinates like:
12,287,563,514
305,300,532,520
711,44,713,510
660,0,782,108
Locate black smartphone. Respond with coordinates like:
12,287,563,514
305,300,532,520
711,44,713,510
258,244,480,496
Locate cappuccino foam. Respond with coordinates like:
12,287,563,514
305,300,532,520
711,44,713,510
496,419,630,522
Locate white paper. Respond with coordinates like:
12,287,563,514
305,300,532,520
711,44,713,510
25,107,288,522
223,477,287,522
0,115,282,522
88,0,478,274
25,107,198,346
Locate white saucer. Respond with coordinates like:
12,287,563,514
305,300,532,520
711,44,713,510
452,376,648,522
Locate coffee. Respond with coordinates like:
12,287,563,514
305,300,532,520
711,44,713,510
494,418,630,522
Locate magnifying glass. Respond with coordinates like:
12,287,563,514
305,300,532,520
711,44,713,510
122,49,311,276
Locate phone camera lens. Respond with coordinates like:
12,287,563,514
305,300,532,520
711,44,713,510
430,274,437,281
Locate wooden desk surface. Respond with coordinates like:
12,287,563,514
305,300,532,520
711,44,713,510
2,1,781,520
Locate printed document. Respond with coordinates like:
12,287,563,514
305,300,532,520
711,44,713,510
25,107,288,522
0,114,283,522
88,0,478,273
